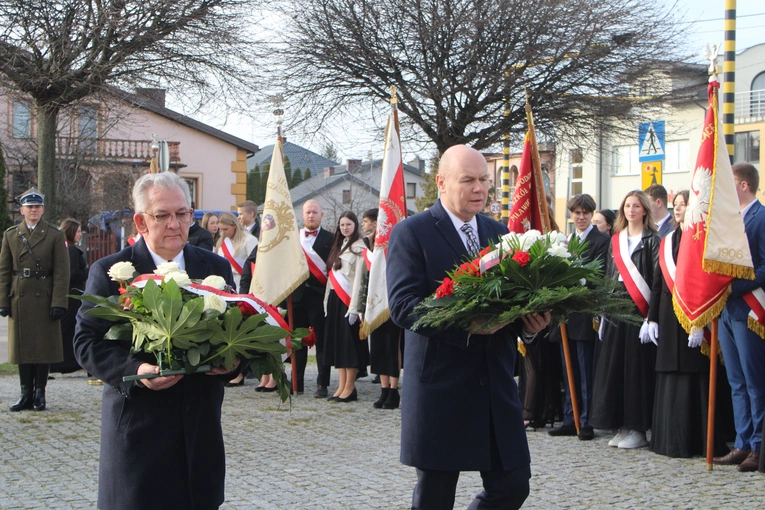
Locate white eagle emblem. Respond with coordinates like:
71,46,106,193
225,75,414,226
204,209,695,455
685,166,712,240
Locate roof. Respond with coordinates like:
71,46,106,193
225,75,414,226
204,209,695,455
289,158,426,209
249,141,339,176
108,87,260,155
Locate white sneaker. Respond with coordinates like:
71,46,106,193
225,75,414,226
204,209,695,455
617,430,648,449
608,429,629,447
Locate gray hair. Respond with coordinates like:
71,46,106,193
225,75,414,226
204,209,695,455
132,172,191,213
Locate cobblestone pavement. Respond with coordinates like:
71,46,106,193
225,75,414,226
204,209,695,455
1,366,763,509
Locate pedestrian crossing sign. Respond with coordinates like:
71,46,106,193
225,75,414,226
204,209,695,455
638,121,665,162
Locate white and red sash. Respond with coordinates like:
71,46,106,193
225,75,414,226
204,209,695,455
743,288,765,336
659,234,677,293
328,268,352,308
302,245,328,285
220,238,244,275
363,247,372,271
612,231,651,318
127,235,140,246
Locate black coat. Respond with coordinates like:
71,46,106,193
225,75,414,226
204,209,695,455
187,222,214,251
73,239,236,510
51,245,89,373
649,227,708,373
550,227,610,342
387,200,529,472
606,227,660,289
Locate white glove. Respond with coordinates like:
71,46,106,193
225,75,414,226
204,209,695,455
348,313,359,326
598,317,605,341
648,321,659,346
639,320,650,344
688,326,704,348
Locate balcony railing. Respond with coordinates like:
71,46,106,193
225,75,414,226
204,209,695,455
55,137,181,161
735,89,765,124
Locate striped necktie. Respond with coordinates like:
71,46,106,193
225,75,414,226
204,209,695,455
460,223,480,255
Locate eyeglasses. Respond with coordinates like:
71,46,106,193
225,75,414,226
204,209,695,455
142,210,194,225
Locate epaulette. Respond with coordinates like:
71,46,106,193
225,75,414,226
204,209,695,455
5,225,18,232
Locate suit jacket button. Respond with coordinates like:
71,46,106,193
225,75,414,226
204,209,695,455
36,293,41,297
185,405,191,412
479,378,488,386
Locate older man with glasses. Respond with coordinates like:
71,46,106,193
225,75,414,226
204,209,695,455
74,172,243,510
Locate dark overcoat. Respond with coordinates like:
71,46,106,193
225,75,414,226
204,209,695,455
649,227,708,373
0,219,69,363
387,200,530,472
73,239,236,510
550,227,610,342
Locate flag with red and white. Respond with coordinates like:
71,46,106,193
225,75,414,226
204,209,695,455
508,118,546,234
360,105,407,338
673,77,753,331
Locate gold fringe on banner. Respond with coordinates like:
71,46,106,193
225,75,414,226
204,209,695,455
672,287,730,334
517,339,527,357
701,260,755,280
359,309,391,340
748,316,765,340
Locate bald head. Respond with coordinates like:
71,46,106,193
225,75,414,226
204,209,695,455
302,199,324,230
436,145,489,222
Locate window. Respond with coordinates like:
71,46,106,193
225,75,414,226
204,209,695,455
613,145,640,175
79,104,99,154
184,177,199,208
734,131,760,166
664,140,691,174
752,72,765,117
342,189,351,204
12,100,32,138
569,149,583,196
406,182,416,199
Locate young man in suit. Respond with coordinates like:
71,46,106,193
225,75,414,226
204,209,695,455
237,200,261,238
548,194,610,440
74,172,242,509
291,199,334,397
387,145,550,509
713,162,765,472
645,184,676,238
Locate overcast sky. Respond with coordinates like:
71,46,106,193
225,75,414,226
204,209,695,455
183,1,764,163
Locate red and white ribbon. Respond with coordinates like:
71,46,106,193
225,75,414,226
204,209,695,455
659,234,677,293
612,231,650,318
302,246,328,285
220,238,244,275
328,268,352,308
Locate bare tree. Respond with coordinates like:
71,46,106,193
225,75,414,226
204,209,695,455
276,0,690,154
0,0,261,218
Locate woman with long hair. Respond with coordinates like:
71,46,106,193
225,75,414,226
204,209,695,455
324,211,366,402
201,212,220,246
50,218,88,375
593,209,616,237
648,191,729,458
215,212,257,291
590,190,659,449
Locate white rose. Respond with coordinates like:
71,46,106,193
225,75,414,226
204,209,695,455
204,293,228,314
547,244,571,258
108,261,136,282
519,230,542,251
548,231,567,244
154,261,180,276
163,270,191,288
200,275,227,290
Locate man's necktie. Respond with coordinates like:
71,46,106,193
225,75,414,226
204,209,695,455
460,223,480,255
305,230,318,237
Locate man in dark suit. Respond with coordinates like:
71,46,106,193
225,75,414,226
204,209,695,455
187,218,215,251
548,194,609,441
713,162,765,472
237,200,261,238
74,172,241,510
387,145,550,509
645,184,676,237
290,199,334,397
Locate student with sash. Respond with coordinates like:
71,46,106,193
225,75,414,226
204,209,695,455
591,190,659,449
648,190,729,458
323,211,366,403
215,212,257,290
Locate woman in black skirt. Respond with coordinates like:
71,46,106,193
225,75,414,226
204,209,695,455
590,190,659,449
648,191,729,458
323,211,366,402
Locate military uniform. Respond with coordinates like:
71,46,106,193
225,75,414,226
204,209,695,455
0,189,69,411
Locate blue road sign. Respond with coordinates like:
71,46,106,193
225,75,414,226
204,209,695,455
639,121,665,162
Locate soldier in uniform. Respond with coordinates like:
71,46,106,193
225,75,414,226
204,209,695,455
0,188,69,411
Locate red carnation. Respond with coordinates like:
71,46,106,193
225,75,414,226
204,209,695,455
435,277,454,298
302,327,317,348
512,251,531,267
478,246,493,257
237,301,257,317
456,260,480,277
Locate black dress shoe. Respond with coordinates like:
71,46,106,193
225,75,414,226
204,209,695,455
548,425,577,437
336,389,358,403
578,426,594,441
371,375,381,384
260,386,278,393
32,388,46,411
381,388,400,409
314,386,328,398
225,378,245,388
327,395,339,401
10,389,33,412
254,386,265,392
